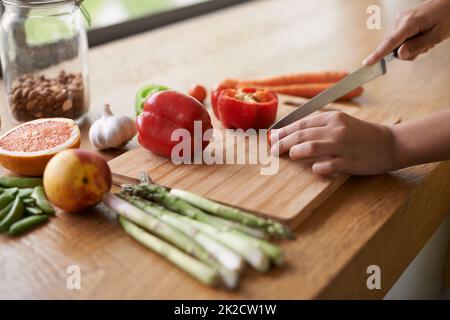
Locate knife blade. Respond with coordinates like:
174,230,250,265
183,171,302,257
270,52,396,130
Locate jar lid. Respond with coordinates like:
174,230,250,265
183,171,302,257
2,0,78,6
2,0,91,25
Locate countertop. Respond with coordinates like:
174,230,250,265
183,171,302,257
1,0,449,299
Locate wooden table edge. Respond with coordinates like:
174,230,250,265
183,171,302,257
315,161,450,299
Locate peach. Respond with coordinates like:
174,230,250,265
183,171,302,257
43,149,112,213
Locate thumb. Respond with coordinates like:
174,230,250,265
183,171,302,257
397,29,440,60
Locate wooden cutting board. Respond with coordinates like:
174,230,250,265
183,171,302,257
109,95,400,228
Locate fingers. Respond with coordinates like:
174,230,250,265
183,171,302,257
363,14,421,65
270,113,330,145
297,155,332,165
289,141,340,160
270,111,343,145
272,127,328,155
312,158,347,176
397,28,440,60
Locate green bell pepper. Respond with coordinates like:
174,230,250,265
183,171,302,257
135,84,169,116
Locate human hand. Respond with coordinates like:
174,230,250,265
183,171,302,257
363,0,450,65
270,112,395,176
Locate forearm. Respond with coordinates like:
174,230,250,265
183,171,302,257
391,108,450,169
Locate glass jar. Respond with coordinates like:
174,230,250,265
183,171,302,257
0,0,89,124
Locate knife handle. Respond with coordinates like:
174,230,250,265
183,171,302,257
385,51,397,62
389,33,424,61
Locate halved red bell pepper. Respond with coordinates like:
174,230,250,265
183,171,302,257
217,88,278,130
210,80,238,118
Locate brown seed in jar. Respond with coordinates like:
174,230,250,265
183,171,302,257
46,95,56,106
56,91,67,102
34,94,43,103
68,84,78,92
45,105,53,115
28,90,39,100
17,101,25,111
13,88,23,100
37,101,46,111
26,100,38,111
22,87,31,99
9,71,86,121
62,99,73,111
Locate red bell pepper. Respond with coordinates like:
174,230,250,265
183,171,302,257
217,88,278,130
137,90,212,158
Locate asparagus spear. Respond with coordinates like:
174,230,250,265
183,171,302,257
103,194,222,280
122,185,284,266
122,195,241,288
126,190,283,266
123,195,243,273
184,217,270,272
119,192,270,272
232,230,284,266
122,184,268,239
170,188,294,239
119,217,218,286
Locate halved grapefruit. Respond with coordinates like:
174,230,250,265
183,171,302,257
0,118,81,176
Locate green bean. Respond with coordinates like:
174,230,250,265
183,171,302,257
3,188,18,197
23,198,37,206
0,193,14,209
17,188,34,198
0,177,43,189
0,202,13,221
0,197,24,232
8,215,49,236
31,186,55,215
25,206,43,215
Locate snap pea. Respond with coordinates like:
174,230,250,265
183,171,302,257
0,176,43,189
25,206,43,215
0,202,13,221
23,198,37,206
31,186,55,215
0,196,24,232
3,188,18,197
0,193,14,209
17,188,34,198
8,215,49,236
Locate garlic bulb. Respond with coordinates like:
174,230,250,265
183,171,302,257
89,104,137,150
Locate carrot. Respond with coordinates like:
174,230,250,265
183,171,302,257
238,83,364,100
228,71,349,87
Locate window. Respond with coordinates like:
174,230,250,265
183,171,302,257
85,0,249,46
85,0,213,29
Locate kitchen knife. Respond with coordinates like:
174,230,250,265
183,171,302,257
270,52,396,130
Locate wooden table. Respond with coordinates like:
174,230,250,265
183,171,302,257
1,0,449,299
